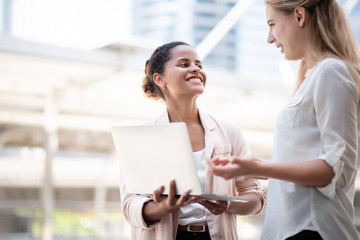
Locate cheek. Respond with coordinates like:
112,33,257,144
202,72,207,81
279,20,298,45
274,23,286,40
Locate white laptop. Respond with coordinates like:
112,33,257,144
111,122,247,202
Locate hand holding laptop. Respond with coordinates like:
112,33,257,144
148,179,229,217
153,179,195,207
143,179,197,224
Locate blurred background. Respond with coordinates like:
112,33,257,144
0,0,359,239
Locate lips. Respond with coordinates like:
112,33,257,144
276,44,283,53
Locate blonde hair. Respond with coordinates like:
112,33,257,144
265,0,360,92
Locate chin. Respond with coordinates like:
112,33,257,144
195,88,205,95
284,55,297,61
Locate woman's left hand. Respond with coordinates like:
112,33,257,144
196,198,228,215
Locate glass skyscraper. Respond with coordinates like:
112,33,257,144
131,0,360,92
132,0,239,71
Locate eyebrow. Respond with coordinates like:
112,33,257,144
177,58,202,64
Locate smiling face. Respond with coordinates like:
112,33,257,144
154,44,207,100
266,4,306,61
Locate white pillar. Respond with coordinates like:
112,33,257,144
94,157,112,238
41,93,58,240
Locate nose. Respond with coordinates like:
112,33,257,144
267,30,275,44
191,64,201,73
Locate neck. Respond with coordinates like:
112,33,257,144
302,42,327,70
300,28,321,70
165,98,200,125
302,50,320,70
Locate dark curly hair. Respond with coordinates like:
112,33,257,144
142,41,190,100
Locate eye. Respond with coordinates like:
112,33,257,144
197,64,203,69
179,62,189,67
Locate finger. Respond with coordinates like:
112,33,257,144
216,158,230,166
194,197,207,202
221,161,229,166
212,157,227,165
209,201,227,215
215,200,228,211
206,158,226,173
177,190,191,205
153,186,164,203
201,200,217,210
183,195,197,205
168,180,176,196
167,180,177,205
230,157,243,164
215,200,228,207
197,199,206,207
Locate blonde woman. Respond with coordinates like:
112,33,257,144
207,1,360,239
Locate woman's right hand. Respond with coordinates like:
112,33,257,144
143,179,194,224
206,157,258,180
153,179,193,211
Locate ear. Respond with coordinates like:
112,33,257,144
294,6,306,27
153,73,166,87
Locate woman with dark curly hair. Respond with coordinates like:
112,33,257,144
119,41,267,240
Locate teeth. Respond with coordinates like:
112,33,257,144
187,78,202,82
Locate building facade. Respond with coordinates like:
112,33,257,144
132,0,360,92
132,0,239,71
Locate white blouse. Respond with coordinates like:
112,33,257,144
178,149,207,226
261,58,360,240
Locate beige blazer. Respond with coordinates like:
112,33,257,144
119,110,266,240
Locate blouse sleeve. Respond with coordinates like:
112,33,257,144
119,172,159,229
313,60,359,199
